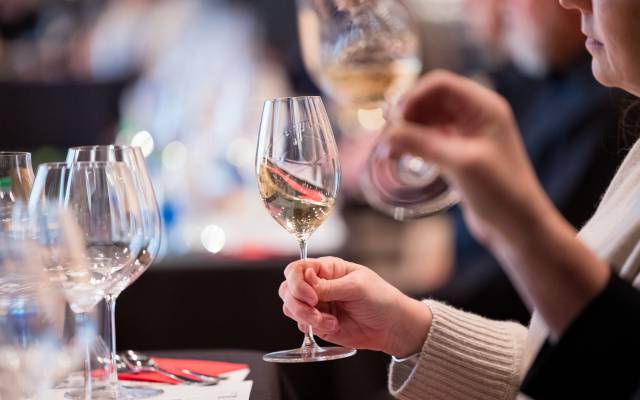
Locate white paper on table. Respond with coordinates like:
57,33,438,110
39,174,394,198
219,368,251,382
46,381,253,400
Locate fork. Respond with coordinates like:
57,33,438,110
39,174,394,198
117,353,218,386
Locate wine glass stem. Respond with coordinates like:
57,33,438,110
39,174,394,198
298,239,318,350
104,295,119,388
75,312,93,400
298,239,308,260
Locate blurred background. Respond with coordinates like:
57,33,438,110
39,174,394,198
0,0,476,263
0,0,626,399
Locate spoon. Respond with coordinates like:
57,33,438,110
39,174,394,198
121,350,219,386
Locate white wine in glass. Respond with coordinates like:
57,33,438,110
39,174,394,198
297,0,459,219
297,0,422,107
258,160,336,241
319,58,422,107
256,96,356,363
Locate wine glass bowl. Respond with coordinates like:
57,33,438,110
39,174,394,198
66,145,162,283
360,137,460,220
256,96,356,363
297,0,422,107
296,1,457,219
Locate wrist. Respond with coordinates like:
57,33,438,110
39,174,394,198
489,193,563,257
387,295,432,358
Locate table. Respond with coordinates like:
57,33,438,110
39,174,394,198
154,350,286,400
117,257,394,400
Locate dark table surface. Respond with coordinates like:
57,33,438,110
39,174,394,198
117,257,394,400
154,350,285,400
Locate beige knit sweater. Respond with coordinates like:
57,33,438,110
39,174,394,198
388,138,640,399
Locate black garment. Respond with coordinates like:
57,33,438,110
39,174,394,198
430,57,626,324
521,273,640,399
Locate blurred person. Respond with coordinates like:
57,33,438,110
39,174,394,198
406,0,624,323
278,0,640,395
0,0,97,80
339,0,623,319
83,0,346,257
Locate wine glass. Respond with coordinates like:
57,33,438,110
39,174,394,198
256,96,356,363
296,0,458,219
66,146,162,400
296,0,422,107
0,152,34,227
0,231,89,400
29,162,144,399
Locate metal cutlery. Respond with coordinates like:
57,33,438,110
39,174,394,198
119,350,220,386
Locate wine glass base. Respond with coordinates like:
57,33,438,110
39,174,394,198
119,385,164,399
263,346,357,363
63,384,163,400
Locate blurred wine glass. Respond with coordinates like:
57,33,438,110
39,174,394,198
66,145,162,399
29,162,144,399
296,0,459,219
0,152,34,226
0,217,92,400
256,96,356,363
297,0,422,108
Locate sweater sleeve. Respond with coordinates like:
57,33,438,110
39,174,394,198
388,300,529,400
521,272,640,399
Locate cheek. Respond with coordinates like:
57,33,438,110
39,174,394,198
590,57,616,87
594,0,640,89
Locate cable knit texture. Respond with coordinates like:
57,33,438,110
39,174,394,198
389,301,528,400
389,139,640,399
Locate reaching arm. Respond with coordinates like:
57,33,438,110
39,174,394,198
386,70,609,339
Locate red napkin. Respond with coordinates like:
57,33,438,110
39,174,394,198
119,357,249,385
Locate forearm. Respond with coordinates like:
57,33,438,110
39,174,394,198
489,196,610,340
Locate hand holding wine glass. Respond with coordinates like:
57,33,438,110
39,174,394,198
383,70,555,249
279,256,432,358
256,96,356,363
295,0,460,219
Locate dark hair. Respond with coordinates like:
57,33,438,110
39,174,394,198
619,95,640,148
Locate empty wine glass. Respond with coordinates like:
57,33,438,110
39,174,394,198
66,146,162,400
0,211,95,400
0,152,34,227
297,0,422,107
256,96,356,363
29,162,144,399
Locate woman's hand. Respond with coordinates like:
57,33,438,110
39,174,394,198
279,256,431,358
386,70,556,249
386,70,609,338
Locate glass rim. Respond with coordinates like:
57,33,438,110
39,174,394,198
39,161,128,169
265,95,323,104
68,144,140,152
0,151,31,157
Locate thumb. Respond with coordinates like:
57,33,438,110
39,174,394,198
385,121,460,168
305,268,358,303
